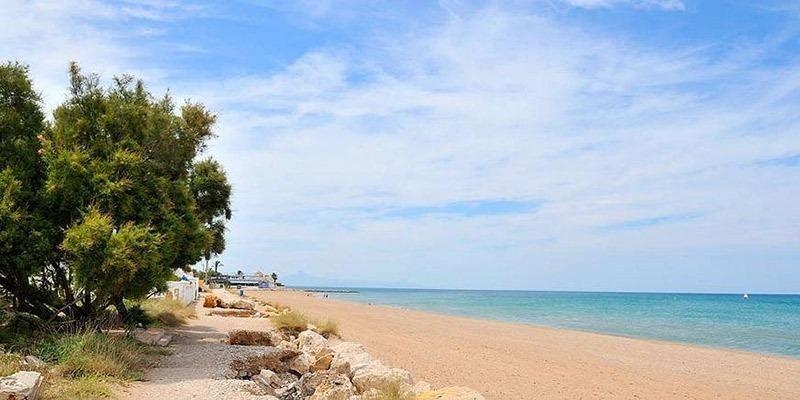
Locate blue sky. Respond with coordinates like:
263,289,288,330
3,0,800,292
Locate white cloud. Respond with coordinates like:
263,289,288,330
560,0,686,10
3,1,798,291
185,7,799,290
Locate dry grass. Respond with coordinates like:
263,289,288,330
228,330,275,346
361,383,415,400
139,298,195,327
0,353,23,376
41,375,115,400
38,331,152,380
311,319,339,338
270,310,308,335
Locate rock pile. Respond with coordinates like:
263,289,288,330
229,329,484,400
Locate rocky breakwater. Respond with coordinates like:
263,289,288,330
228,329,484,400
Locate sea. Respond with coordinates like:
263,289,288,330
298,288,800,358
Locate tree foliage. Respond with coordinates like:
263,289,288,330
0,62,232,321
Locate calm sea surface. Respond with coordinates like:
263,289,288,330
298,288,800,358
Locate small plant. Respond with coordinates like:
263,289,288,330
42,375,115,400
228,330,275,346
270,310,308,335
0,353,23,376
362,382,415,400
37,331,151,379
138,298,195,327
312,319,339,338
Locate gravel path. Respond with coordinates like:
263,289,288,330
119,290,277,400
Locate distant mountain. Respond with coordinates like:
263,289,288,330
281,270,417,289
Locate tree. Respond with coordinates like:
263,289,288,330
213,260,223,274
0,62,56,318
190,158,232,276
0,62,232,321
271,272,278,282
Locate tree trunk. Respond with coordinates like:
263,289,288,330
114,297,129,322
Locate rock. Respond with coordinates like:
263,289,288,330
0,371,42,400
253,369,283,391
22,356,45,369
203,295,219,308
229,330,276,346
298,371,354,400
208,308,254,317
230,299,255,310
415,387,486,400
229,348,301,377
297,330,328,357
309,376,355,400
263,304,279,313
311,351,334,372
330,342,372,376
350,361,413,394
278,340,298,351
134,328,165,345
156,334,173,347
288,352,314,374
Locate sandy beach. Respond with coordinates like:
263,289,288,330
247,289,800,400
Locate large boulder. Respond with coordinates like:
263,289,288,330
350,360,413,394
330,342,372,376
0,371,42,400
415,387,486,400
297,330,328,357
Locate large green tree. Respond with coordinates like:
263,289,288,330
0,62,232,321
189,158,232,275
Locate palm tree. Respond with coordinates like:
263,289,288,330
271,272,278,282
213,260,223,274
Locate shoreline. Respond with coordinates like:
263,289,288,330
251,288,800,399
294,290,800,361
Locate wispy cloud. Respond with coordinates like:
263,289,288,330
559,0,686,10
4,1,800,291
758,154,800,167
383,200,542,219
600,213,704,230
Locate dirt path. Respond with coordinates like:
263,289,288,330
119,290,275,400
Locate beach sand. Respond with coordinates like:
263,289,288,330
249,289,800,400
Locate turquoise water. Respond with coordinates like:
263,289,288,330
306,288,800,358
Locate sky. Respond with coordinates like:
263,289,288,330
2,0,799,293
